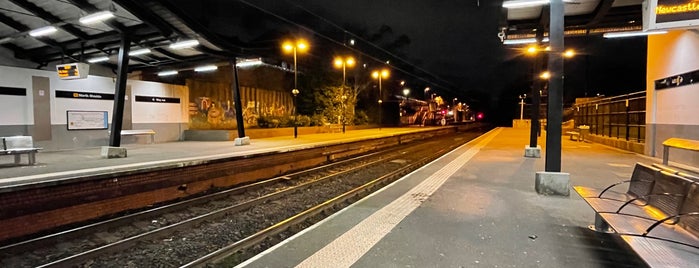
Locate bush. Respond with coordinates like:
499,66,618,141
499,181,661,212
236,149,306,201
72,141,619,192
353,110,369,125
310,114,327,126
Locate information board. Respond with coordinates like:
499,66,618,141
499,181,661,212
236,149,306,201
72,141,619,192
67,110,108,130
56,63,89,80
645,0,699,30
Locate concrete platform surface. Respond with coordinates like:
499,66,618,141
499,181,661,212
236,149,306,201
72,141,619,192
0,127,443,187
239,127,665,268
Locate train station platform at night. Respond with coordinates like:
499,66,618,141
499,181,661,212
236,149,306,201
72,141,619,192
239,127,698,267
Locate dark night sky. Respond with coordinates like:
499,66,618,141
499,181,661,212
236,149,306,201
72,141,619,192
170,0,647,121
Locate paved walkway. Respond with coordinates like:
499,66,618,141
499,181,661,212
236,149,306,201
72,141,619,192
0,127,442,187
239,127,667,268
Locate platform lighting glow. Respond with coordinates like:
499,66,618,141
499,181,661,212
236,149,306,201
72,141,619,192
157,70,178,76
0,37,12,44
563,49,575,58
502,37,549,45
87,56,109,63
128,48,151,56
79,11,114,25
169,39,199,49
603,30,667,39
29,26,57,37
540,71,551,79
503,0,549,8
236,58,263,67
194,65,218,72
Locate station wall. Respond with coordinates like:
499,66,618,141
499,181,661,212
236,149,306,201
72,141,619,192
646,30,699,166
0,65,189,150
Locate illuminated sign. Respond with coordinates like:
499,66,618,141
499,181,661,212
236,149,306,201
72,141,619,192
56,90,114,100
135,95,180,103
56,63,89,80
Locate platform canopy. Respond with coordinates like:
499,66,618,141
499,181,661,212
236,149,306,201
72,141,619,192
500,0,644,42
0,0,248,71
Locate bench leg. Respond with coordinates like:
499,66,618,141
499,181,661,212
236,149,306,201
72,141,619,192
28,152,35,165
588,213,614,233
662,146,669,165
14,154,21,164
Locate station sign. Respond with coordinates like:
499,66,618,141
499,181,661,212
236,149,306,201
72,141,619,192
645,0,699,30
135,95,180,103
655,69,699,90
56,90,114,100
56,63,89,80
0,86,26,96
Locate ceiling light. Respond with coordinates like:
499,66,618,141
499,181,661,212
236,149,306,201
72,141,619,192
87,56,110,63
503,0,549,8
158,70,178,76
603,30,667,38
0,37,12,44
194,65,218,72
29,26,57,37
129,48,151,56
169,39,199,49
79,11,114,25
502,37,549,45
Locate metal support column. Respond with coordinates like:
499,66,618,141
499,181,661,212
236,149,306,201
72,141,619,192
108,35,130,147
231,60,245,139
545,0,564,172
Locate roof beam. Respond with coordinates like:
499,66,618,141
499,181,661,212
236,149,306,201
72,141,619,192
9,0,90,40
112,0,180,38
585,0,616,28
0,13,71,54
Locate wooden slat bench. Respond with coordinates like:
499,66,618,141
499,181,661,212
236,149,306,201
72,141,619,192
573,163,699,267
662,138,699,165
1,136,41,165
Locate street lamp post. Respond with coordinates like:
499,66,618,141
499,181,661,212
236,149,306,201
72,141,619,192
424,87,430,100
282,39,309,138
372,69,390,130
334,56,355,133
519,94,527,120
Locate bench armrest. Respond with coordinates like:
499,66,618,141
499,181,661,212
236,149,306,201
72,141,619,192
615,192,684,214
643,212,699,238
598,180,631,198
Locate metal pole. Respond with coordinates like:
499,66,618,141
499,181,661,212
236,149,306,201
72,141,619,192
520,99,524,120
293,48,298,139
530,47,544,147
108,34,130,147
231,60,245,139
342,63,346,133
378,76,382,130
545,0,564,172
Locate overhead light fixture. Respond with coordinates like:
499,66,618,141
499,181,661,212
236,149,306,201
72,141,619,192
0,37,12,44
29,26,57,37
194,65,218,72
502,37,549,45
87,56,110,63
169,39,199,49
79,11,114,25
503,0,549,8
158,70,178,76
236,58,263,68
603,30,667,38
129,48,151,56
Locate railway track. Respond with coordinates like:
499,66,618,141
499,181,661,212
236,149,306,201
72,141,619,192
0,130,484,267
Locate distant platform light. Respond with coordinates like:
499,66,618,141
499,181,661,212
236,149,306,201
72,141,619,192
169,40,200,50
158,70,178,76
79,11,114,25
29,26,57,37
503,37,549,45
503,0,549,9
603,30,667,39
129,48,151,56
194,65,218,72
236,58,263,68
87,56,109,63
349,39,355,45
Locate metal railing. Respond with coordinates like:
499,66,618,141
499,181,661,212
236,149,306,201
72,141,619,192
572,91,646,143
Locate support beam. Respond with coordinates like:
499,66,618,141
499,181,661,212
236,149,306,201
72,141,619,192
231,60,250,146
9,0,90,40
546,0,564,172
108,35,131,148
112,0,179,38
586,0,618,28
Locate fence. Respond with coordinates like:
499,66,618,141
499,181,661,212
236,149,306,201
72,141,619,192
573,91,646,142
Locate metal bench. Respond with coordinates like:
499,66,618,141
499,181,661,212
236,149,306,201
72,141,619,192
573,163,699,267
324,124,342,133
1,136,41,165
110,129,156,144
662,138,699,165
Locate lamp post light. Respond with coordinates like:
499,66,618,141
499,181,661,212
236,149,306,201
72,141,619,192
424,87,430,100
372,69,390,130
282,38,309,139
403,88,410,103
334,56,355,134
519,94,527,120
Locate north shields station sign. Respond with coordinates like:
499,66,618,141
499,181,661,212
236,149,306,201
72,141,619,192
645,0,699,30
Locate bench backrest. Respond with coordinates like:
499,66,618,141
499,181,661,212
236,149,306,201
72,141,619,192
628,163,661,199
3,136,34,150
679,183,699,237
648,171,693,220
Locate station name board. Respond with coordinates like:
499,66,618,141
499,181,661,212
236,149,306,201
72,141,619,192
645,0,699,30
56,90,114,100
56,63,89,80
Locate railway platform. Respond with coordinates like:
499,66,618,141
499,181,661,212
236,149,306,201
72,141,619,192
0,127,447,188
239,127,697,267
